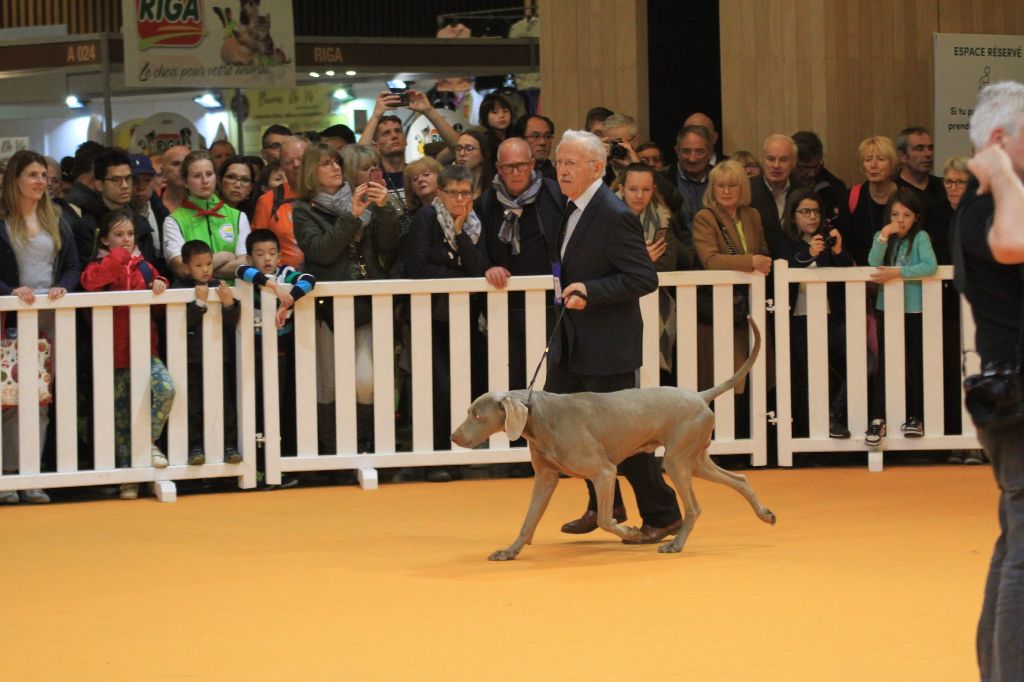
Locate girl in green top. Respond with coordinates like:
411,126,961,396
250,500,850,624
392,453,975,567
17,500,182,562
163,150,250,282
865,189,937,445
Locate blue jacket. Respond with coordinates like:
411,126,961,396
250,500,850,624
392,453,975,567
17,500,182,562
867,230,937,313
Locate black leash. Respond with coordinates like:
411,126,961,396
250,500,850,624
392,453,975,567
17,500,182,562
525,290,587,407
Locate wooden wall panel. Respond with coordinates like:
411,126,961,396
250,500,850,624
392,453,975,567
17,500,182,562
539,0,649,140
721,0,1024,185
0,0,120,34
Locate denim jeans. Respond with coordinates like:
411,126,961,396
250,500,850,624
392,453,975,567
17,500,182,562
976,422,1024,681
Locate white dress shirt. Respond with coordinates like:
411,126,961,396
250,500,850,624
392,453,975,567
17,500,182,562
560,177,604,259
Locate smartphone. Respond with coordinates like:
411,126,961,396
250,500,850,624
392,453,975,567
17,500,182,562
369,168,385,186
385,80,410,107
652,227,667,243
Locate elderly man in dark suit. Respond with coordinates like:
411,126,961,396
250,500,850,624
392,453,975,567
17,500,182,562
749,133,802,254
549,130,682,544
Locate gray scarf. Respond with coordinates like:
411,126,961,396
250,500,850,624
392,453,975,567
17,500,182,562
432,197,481,250
493,172,543,255
316,183,372,226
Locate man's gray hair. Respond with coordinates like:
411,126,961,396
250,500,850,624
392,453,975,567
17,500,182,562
969,81,1024,150
556,130,606,163
602,113,638,137
761,133,798,159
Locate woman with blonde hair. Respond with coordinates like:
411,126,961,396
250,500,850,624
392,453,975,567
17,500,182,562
842,135,899,264
402,156,443,215
693,159,771,274
0,149,81,504
690,160,770,446
733,150,762,178
293,143,400,455
942,155,971,210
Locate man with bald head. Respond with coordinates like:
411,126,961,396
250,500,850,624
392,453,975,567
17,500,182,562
749,133,802,250
683,112,726,165
475,136,565,391
548,130,682,544
252,135,309,267
160,144,191,213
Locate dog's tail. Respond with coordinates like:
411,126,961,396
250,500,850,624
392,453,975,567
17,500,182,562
698,316,761,405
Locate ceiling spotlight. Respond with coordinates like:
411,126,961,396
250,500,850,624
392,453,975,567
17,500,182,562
192,93,223,109
325,70,335,77
65,95,86,109
309,71,321,78
345,70,357,76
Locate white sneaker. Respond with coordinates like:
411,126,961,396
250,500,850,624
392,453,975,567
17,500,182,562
20,488,50,504
0,490,19,504
119,483,139,500
151,445,169,469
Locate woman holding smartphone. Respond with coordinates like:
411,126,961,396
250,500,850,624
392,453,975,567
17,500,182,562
292,143,400,455
615,162,686,375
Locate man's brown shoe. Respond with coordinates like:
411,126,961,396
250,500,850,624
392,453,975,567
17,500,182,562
621,518,684,544
560,506,627,534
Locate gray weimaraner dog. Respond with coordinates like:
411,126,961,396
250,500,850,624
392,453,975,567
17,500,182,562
451,317,776,560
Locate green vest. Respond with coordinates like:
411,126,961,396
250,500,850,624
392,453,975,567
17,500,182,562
171,194,243,255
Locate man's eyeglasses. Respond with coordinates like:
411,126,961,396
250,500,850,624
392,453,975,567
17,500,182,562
497,161,533,173
524,133,554,142
454,144,478,154
104,175,133,186
943,178,968,188
443,189,473,200
223,174,253,185
263,142,282,151
795,207,822,217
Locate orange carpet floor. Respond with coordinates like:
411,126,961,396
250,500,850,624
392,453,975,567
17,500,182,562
1,465,997,681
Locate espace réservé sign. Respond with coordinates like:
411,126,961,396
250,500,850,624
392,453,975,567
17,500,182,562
122,0,295,88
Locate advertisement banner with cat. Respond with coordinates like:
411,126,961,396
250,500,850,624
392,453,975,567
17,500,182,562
122,0,295,88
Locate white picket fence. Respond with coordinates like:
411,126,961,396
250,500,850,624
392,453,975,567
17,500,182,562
260,272,769,489
0,287,257,501
772,263,979,468
0,265,980,500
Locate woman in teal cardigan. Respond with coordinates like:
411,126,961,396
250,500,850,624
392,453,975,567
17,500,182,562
864,189,937,446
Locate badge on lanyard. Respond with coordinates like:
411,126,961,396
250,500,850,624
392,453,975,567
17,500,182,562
551,261,563,305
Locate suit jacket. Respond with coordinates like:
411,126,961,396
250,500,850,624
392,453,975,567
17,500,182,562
554,183,659,376
748,176,802,256
692,204,769,271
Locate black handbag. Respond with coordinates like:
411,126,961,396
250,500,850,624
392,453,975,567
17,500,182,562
695,207,749,325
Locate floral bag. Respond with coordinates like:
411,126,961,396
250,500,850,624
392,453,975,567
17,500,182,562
0,331,53,407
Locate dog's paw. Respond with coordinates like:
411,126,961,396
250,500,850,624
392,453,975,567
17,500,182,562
488,548,519,561
760,508,777,525
621,525,643,542
657,541,682,554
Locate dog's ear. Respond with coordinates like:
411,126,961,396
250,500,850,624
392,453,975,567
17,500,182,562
501,395,529,441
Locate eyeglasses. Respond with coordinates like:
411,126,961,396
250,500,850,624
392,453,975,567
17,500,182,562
454,144,478,154
795,207,822,217
497,161,533,173
554,158,595,169
104,175,133,186
524,133,554,141
443,189,473,200
263,142,282,151
744,163,760,170
223,173,253,185
943,178,968,188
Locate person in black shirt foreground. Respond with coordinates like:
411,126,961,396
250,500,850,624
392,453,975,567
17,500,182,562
956,80,1024,682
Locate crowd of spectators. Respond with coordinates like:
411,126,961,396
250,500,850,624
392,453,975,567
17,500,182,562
0,85,982,502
